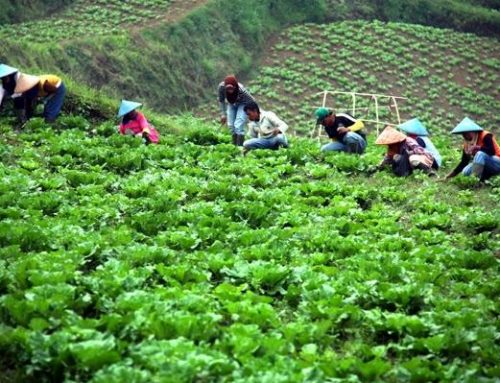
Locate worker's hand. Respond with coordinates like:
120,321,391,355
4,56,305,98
272,128,281,136
470,145,481,155
220,115,227,125
443,172,454,180
367,166,379,175
337,127,350,135
142,132,151,145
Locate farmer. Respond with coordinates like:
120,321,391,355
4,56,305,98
0,64,40,127
315,107,367,154
445,117,500,182
375,126,436,177
217,75,256,146
399,118,442,169
118,100,159,144
0,64,66,126
243,101,289,154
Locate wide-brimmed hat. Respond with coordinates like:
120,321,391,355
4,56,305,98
375,126,407,145
0,64,18,78
399,118,429,136
14,73,40,93
118,100,142,118
451,117,483,134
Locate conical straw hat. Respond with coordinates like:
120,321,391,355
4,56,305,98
399,118,429,136
0,64,18,78
375,126,407,145
451,117,483,134
117,100,142,118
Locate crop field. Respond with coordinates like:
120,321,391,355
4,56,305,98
242,21,500,136
0,0,204,44
0,115,498,382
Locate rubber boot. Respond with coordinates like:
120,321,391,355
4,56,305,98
471,163,485,178
236,134,245,147
346,141,361,154
231,133,237,146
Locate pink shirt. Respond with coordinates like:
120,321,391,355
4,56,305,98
119,112,159,144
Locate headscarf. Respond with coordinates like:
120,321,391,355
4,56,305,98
1,73,17,96
122,110,137,124
464,132,479,155
224,75,239,104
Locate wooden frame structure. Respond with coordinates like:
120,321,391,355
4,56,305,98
312,90,408,139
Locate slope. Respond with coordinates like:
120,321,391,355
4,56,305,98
1,0,499,114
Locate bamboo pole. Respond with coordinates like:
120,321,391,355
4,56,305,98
314,90,408,100
351,92,356,116
373,95,380,135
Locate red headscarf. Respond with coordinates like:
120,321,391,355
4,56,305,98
224,75,239,104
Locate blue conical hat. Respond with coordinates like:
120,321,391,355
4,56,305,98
451,117,483,134
399,118,429,136
0,64,18,78
117,100,142,118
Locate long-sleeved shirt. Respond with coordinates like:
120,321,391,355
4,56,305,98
381,137,434,167
119,111,159,144
217,81,255,116
324,113,357,141
248,110,288,138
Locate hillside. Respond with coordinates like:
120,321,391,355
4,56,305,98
0,114,499,382
1,0,499,113
237,21,499,136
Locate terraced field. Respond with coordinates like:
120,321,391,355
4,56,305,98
0,0,205,44
238,21,500,136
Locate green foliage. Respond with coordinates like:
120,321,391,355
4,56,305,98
0,114,498,381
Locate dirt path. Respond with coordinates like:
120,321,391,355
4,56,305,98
163,0,210,23
130,0,210,33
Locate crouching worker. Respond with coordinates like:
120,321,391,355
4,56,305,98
375,126,436,177
0,65,66,126
315,108,367,154
446,117,500,182
118,100,159,144
0,64,40,128
399,118,442,169
242,102,289,155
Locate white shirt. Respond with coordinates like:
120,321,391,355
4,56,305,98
248,110,288,138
